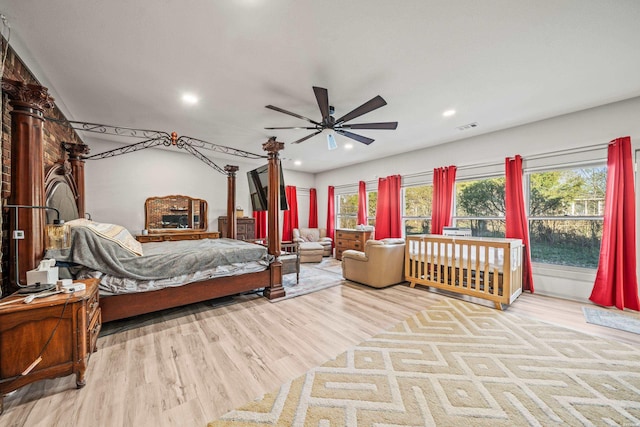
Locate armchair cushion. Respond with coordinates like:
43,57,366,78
341,238,406,288
293,228,333,257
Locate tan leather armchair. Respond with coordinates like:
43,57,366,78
341,238,406,288
293,227,333,257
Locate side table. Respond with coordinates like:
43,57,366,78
0,278,101,414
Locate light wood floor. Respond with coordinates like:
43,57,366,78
2,282,639,427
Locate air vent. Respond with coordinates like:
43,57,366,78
456,122,479,131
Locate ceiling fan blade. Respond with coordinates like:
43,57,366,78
335,129,375,145
313,86,330,121
340,121,398,130
265,126,319,130
265,105,321,126
291,130,323,144
335,95,387,124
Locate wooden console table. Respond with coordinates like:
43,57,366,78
0,278,100,414
135,231,220,243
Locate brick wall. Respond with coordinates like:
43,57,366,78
1,37,85,296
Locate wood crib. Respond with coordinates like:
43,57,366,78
405,235,523,310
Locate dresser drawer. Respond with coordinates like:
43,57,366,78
348,240,363,250
164,234,199,241
87,308,101,354
86,288,100,321
336,239,363,250
136,234,163,243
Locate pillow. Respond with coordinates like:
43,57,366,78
67,219,143,256
301,229,320,242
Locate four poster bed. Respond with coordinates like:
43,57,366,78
3,79,286,323
58,140,285,322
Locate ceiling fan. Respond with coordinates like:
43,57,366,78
265,86,398,150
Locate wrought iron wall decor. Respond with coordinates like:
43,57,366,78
46,117,268,175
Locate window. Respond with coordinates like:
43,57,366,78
454,177,505,238
367,191,377,227
527,167,605,268
337,189,377,229
403,184,433,235
336,193,358,229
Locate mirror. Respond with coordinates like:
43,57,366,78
144,195,208,232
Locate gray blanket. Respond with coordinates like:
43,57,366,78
45,227,271,280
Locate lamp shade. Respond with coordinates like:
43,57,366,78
46,220,70,250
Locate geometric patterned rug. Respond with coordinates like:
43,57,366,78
208,298,640,426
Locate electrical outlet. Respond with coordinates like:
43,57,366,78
13,230,24,239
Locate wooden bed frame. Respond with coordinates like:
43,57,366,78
3,79,285,322
405,234,523,310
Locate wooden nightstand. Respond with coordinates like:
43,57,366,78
0,278,100,414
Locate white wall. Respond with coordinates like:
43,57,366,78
84,141,315,234
314,96,640,302
86,96,640,302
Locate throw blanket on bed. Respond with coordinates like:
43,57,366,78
45,226,270,281
67,218,143,256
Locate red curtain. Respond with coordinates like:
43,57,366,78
505,155,534,293
253,210,267,240
327,186,335,247
590,136,640,311
308,188,318,228
357,181,367,225
431,166,457,234
282,185,298,242
374,175,402,239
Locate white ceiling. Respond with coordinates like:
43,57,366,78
2,0,640,173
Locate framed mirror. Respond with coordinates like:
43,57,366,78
144,195,208,232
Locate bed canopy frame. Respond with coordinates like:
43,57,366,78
2,78,286,320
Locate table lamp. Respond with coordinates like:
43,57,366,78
5,204,71,293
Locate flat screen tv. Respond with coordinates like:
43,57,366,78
247,161,289,212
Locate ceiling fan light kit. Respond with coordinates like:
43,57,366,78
265,86,398,148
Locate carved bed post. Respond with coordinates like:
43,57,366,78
63,142,90,218
2,79,55,286
225,165,239,239
262,137,285,299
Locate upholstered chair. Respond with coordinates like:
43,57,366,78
341,238,406,288
292,227,333,257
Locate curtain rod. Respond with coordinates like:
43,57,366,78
336,141,611,188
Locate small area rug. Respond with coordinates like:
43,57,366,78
209,298,640,426
583,306,640,335
266,257,345,302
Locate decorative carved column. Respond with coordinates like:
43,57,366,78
2,79,55,286
224,165,239,239
262,137,285,300
63,142,90,218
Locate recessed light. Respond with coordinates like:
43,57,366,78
344,143,354,150
442,109,456,117
182,93,199,105
294,160,302,166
